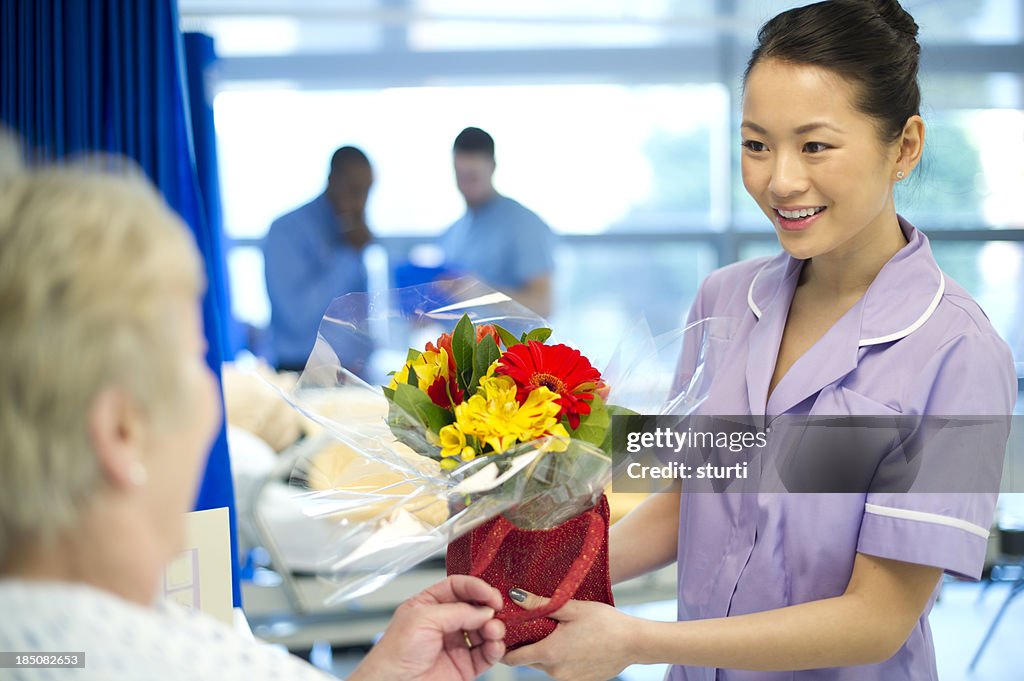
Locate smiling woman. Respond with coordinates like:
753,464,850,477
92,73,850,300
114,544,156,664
739,60,922,264
497,2,1018,681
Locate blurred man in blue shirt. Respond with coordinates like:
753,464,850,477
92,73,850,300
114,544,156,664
439,127,556,316
263,146,374,373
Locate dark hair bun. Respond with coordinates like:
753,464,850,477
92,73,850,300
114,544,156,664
745,0,922,143
871,0,919,40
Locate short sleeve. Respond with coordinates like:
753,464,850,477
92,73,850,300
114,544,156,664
439,215,466,265
857,331,1017,579
510,211,555,285
261,216,294,303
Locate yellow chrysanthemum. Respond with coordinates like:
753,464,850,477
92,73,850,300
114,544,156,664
479,372,517,403
452,375,566,455
412,348,451,387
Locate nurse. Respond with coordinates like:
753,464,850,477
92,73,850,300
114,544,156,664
503,1,1017,680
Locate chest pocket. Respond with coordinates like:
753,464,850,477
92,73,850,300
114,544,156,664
828,384,903,416
770,387,904,493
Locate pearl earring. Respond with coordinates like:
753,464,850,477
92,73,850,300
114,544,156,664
129,462,149,486
896,170,906,179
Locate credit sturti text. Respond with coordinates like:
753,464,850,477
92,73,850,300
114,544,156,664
626,461,750,480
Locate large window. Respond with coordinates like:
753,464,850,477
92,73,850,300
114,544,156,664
214,83,727,239
215,83,726,329
409,0,719,50
190,0,1024,377
550,239,717,364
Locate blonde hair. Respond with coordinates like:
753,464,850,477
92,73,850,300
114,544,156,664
0,144,204,561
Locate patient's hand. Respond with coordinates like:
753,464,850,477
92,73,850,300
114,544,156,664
349,576,506,681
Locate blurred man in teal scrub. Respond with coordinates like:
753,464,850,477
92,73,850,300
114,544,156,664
439,127,556,316
263,146,374,373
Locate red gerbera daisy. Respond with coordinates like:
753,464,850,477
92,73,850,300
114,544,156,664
495,341,604,430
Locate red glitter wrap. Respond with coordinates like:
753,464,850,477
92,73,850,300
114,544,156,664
446,494,614,650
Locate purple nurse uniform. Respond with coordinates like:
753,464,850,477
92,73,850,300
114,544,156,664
669,218,1017,681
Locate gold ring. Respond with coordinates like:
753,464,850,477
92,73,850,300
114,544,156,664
463,631,474,649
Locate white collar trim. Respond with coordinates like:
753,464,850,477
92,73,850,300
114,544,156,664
858,267,945,347
746,261,946,346
747,263,767,320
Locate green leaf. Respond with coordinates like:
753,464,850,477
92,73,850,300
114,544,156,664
406,348,422,362
470,334,500,393
392,382,422,417
493,324,521,349
386,399,441,459
393,383,454,434
524,327,553,344
571,394,611,449
451,314,475,392
382,386,395,400
601,404,640,455
605,404,639,419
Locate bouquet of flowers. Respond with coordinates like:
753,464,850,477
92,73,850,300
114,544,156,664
383,312,616,467
382,312,627,647
264,279,723,640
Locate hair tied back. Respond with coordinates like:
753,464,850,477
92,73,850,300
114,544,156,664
871,0,920,40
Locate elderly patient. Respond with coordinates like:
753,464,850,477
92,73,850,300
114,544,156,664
0,156,505,680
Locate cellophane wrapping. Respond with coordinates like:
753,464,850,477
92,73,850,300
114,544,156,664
260,279,727,604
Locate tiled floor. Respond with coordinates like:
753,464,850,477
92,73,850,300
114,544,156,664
326,579,1024,680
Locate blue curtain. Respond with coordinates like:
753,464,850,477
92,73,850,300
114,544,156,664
1,0,241,606
183,32,242,359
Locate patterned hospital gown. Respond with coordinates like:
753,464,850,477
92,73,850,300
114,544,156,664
0,580,335,681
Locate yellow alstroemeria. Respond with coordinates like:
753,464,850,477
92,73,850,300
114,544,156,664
453,375,565,454
535,422,571,453
516,386,567,441
439,423,476,461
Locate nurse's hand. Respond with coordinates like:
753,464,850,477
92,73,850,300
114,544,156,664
349,575,506,681
502,590,637,681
